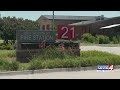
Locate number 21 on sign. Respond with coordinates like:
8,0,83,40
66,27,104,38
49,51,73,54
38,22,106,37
57,25,76,40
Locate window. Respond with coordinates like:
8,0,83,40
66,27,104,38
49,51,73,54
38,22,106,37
42,25,45,30
89,29,90,33
47,24,50,30
84,29,85,33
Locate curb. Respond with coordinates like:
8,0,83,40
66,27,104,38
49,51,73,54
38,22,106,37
0,65,120,76
0,70,33,76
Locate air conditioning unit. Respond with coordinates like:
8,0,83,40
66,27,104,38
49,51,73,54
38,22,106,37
96,15,104,21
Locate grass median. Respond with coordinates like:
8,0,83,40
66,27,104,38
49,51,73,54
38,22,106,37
80,43,120,47
0,49,120,71
28,50,120,70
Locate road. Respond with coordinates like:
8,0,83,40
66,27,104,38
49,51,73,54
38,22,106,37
80,46,120,55
0,69,120,79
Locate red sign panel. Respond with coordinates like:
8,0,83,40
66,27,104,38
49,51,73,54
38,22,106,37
57,25,76,40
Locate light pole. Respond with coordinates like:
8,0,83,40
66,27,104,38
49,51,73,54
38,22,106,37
52,11,54,31
0,11,2,18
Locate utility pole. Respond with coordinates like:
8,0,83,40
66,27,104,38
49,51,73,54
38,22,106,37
52,11,54,31
0,11,2,18
0,11,3,19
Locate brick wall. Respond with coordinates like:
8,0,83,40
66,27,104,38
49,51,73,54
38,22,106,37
75,17,120,38
39,16,120,38
40,20,52,31
39,16,82,31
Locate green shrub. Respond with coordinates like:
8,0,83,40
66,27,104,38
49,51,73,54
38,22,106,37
0,59,19,71
0,50,16,58
3,60,19,71
96,35,110,44
34,47,73,60
112,35,120,44
29,59,43,70
80,50,113,57
80,51,120,66
29,59,81,70
81,34,111,44
19,63,30,70
5,44,14,50
0,44,6,50
81,33,96,43
116,35,120,42
0,43,14,50
81,33,120,44
112,36,118,44
28,50,120,70
1,49,120,71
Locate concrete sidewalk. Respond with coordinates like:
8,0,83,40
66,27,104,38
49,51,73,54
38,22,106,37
0,69,120,79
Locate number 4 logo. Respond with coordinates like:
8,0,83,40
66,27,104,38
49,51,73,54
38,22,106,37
108,65,113,70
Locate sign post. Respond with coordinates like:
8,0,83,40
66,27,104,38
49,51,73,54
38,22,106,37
16,25,80,62
16,30,56,62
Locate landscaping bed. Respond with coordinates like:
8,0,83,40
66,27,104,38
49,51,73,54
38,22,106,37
0,49,120,71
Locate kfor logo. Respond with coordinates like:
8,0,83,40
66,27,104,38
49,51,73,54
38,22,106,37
97,64,114,70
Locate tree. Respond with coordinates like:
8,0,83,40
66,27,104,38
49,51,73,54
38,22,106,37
0,16,39,44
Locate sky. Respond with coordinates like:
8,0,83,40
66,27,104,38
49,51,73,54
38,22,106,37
0,11,120,21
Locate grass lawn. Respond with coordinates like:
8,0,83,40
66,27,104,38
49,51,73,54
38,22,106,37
80,43,120,47
0,40,3,44
0,49,120,71
0,50,15,58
